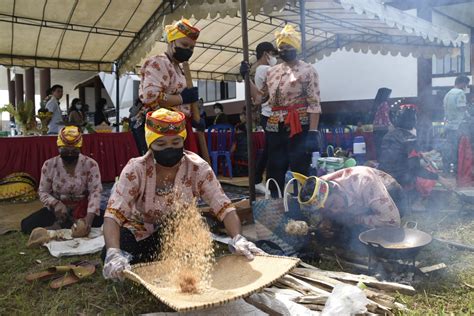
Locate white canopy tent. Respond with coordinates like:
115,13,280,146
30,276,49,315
132,0,468,81
0,0,469,77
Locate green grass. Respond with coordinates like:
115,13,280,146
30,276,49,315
1,196,474,314
0,232,171,315
393,209,474,315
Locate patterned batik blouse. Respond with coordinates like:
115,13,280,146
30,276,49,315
139,53,191,116
321,166,401,228
105,150,235,241
262,60,322,133
38,154,102,215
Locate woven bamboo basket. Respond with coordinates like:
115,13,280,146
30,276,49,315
124,254,300,312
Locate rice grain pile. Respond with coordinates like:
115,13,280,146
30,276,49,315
157,195,215,294
285,220,309,236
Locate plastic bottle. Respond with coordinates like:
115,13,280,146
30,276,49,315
353,136,366,165
311,152,321,168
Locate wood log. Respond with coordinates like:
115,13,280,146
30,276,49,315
419,263,447,274
298,262,416,295
301,304,325,311
291,268,396,308
263,287,304,300
277,275,332,296
294,295,328,305
278,275,392,314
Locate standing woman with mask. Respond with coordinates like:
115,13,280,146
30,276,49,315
101,109,263,280
68,98,85,127
21,126,103,234
139,19,202,154
246,25,322,196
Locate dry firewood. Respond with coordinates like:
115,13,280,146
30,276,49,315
301,304,325,311
279,275,392,314
291,268,396,307
298,263,415,295
263,287,304,300
294,295,328,305
277,275,331,296
419,263,447,274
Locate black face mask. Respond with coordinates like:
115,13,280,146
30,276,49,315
173,46,193,63
61,154,79,164
153,147,184,167
279,49,297,62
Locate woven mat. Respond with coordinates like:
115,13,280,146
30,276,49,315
124,254,299,312
0,200,42,234
218,176,249,187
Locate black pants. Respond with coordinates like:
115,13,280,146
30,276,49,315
255,116,269,184
20,207,105,234
131,124,147,156
101,227,162,264
373,129,388,161
266,123,311,197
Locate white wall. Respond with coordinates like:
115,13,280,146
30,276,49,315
227,50,419,104
314,50,418,101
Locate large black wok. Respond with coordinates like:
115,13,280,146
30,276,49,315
359,222,432,260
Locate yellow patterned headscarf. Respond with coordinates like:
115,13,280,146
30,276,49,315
145,108,187,148
275,24,301,52
165,19,200,43
57,126,83,148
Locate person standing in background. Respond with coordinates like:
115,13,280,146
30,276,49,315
46,85,64,134
68,98,85,127
213,103,228,125
94,98,111,126
129,99,148,155
243,25,322,197
371,87,392,160
252,42,278,194
443,75,470,173
138,19,202,154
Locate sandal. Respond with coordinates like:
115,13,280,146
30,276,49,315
25,260,98,283
49,262,96,289
25,265,77,282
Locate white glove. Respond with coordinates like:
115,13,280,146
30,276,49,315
103,248,132,281
228,234,265,260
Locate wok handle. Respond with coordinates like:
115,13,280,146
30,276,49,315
367,241,385,249
404,221,418,229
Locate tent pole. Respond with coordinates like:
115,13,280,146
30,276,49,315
300,0,306,61
115,62,120,132
240,0,256,202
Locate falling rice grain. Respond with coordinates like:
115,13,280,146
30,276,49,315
156,194,215,294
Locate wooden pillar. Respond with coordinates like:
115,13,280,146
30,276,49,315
14,73,24,106
94,76,102,106
470,28,474,77
39,68,51,101
25,68,35,107
7,69,15,106
416,5,433,110
78,86,86,104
